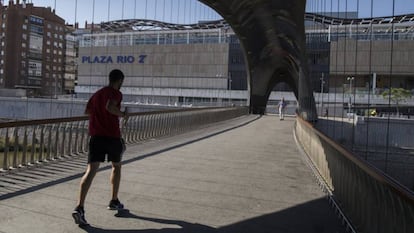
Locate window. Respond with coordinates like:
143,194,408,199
29,16,43,25
22,24,27,30
30,25,43,34
47,32,51,37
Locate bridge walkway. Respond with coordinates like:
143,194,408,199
0,115,346,233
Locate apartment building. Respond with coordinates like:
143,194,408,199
0,0,66,97
64,32,77,94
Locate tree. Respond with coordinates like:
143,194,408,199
381,88,412,115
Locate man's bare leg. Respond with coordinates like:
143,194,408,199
77,162,100,207
110,162,122,200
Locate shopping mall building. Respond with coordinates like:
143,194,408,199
75,20,248,106
75,13,414,106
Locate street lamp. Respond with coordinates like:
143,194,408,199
347,76,354,118
228,72,233,106
320,73,325,116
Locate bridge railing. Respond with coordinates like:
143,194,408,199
295,116,414,233
0,106,248,171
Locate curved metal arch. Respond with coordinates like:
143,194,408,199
305,13,414,26
100,18,229,31
196,0,315,119
100,13,414,32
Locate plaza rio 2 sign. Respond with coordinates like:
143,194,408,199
81,55,147,64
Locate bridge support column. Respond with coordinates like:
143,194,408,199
250,94,268,115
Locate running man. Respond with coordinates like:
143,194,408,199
72,69,128,226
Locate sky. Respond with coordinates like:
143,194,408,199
3,0,222,25
3,0,414,25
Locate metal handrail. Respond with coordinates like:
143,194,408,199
295,116,414,233
0,106,248,171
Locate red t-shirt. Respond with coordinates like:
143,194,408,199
86,86,122,138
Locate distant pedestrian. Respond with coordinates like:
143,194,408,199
72,69,128,226
278,97,287,120
324,108,328,117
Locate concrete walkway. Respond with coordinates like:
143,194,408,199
0,115,346,233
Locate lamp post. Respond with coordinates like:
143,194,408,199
320,73,325,116
228,72,232,106
347,76,354,118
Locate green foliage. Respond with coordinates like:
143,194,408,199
381,88,412,114
0,137,44,153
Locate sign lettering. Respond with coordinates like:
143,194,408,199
81,55,147,64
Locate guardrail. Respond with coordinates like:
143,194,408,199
0,106,248,171
294,116,414,233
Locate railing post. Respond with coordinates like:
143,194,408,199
30,126,36,164
47,125,52,161
138,115,142,140
154,114,160,137
22,126,28,166
143,115,149,140
68,122,73,155
54,123,60,159
39,125,45,162
12,127,19,168
149,115,155,138
160,113,167,136
60,123,67,157
2,128,9,170
74,121,80,154
81,121,88,153
133,116,139,142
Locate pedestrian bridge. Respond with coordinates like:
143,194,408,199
0,107,413,233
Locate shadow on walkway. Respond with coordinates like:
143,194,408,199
80,198,345,233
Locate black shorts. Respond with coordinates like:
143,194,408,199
88,136,125,163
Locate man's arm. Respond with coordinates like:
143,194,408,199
106,99,127,117
85,99,92,115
